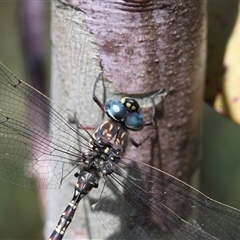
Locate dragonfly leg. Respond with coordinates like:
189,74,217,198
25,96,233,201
130,131,153,147
145,88,172,126
130,88,172,147
92,60,106,113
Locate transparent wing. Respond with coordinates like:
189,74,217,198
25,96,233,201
1,62,240,239
0,62,91,188
92,157,240,239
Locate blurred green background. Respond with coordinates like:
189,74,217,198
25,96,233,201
1,1,240,239
201,0,240,209
0,2,47,239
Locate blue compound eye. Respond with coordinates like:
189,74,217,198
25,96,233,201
124,112,144,131
105,99,127,121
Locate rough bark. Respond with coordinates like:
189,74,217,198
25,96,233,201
45,0,206,239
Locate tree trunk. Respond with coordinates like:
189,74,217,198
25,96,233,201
45,0,206,239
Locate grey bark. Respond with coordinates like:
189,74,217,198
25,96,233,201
45,0,206,239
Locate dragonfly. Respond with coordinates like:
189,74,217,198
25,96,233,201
0,61,240,240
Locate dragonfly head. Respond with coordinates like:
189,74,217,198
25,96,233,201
104,97,144,131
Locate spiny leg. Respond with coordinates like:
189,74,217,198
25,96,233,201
92,60,105,113
131,89,171,147
145,89,171,126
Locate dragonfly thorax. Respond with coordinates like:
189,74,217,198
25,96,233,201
84,120,129,175
91,120,129,153
83,142,120,175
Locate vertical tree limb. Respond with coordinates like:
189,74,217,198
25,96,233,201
45,0,206,238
